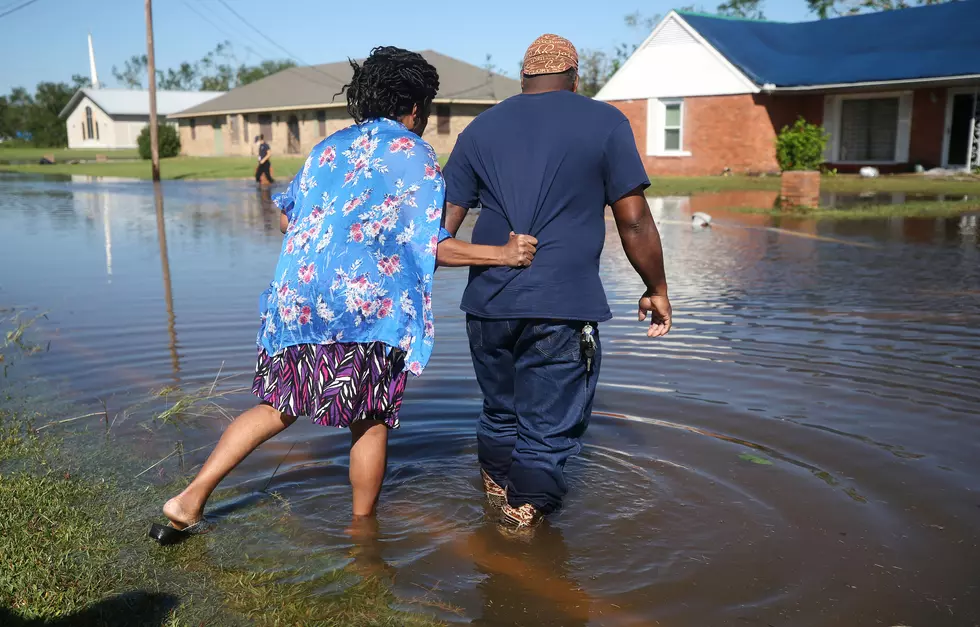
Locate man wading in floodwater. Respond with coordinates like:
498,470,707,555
255,134,274,184
441,34,672,530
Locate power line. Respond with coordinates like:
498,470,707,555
214,0,348,86
181,0,280,63
0,0,42,19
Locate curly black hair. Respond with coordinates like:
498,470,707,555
343,47,440,126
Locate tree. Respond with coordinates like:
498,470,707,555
235,60,296,87
113,54,149,89
111,42,295,91
717,0,766,18
26,82,74,147
807,0,956,18
578,50,614,97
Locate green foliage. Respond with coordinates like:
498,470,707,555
138,124,181,160
717,0,766,18
111,42,295,92
775,117,828,172
806,0,956,18
0,82,76,147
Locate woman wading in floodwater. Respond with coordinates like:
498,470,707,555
150,47,537,544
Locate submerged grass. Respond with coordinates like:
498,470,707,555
0,317,444,626
0,156,306,181
647,174,980,196
724,199,980,220
0,146,139,162
0,407,446,626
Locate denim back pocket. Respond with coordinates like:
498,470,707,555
531,322,581,362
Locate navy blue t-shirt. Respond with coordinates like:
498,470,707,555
443,90,649,322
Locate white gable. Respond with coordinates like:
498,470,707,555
595,12,759,101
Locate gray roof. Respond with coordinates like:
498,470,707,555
59,88,224,118
169,50,520,118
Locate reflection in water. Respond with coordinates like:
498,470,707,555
2,174,980,626
154,184,180,382
471,523,589,627
102,193,112,279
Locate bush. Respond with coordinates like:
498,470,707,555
137,124,181,160
775,117,828,172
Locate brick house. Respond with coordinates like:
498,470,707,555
168,50,519,159
597,2,980,176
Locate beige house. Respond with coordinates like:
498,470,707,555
168,50,520,158
60,89,224,150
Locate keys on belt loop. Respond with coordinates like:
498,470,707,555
581,323,596,375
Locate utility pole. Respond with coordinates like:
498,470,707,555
145,0,160,181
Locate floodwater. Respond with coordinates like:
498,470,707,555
2,173,980,626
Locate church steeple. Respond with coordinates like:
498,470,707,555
88,33,100,89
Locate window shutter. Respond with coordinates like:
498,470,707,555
646,98,664,156
895,92,913,163
823,95,838,162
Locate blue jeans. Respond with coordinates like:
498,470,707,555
466,316,601,514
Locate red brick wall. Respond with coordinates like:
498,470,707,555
609,94,823,176
610,89,946,176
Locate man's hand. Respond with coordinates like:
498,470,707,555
639,290,672,338
499,232,538,268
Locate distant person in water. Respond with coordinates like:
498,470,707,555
441,34,671,530
255,134,273,184
151,46,537,544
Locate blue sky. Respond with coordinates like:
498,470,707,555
0,0,813,93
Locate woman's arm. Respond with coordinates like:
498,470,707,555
279,211,289,234
437,232,537,268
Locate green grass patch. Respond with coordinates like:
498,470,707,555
0,146,139,163
724,199,980,220
0,406,446,626
647,174,980,196
0,156,307,181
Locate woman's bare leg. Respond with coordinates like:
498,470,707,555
350,420,389,517
163,403,296,528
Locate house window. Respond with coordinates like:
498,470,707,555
190,118,196,140
85,106,94,140
95,121,100,140
663,102,682,151
317,110,327,137
243,117,249,144
230,115,240,145
81,125,85,142
436,104,450,135
646,98,688,156
839,97,899,162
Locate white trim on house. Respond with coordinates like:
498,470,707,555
772,74,980,93
646,98,692,157
941,86,980,169
823,91,913,164
595,11,759,102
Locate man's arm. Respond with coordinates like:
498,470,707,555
443,202,469,237
611,187,671,337
437,232,536,268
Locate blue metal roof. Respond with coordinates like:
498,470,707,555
681,1,980,88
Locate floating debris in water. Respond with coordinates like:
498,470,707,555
692,212,712,228
739,453,773,465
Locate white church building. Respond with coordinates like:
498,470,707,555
59,35,222,150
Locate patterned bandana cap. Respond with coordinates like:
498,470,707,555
522,34,579,77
